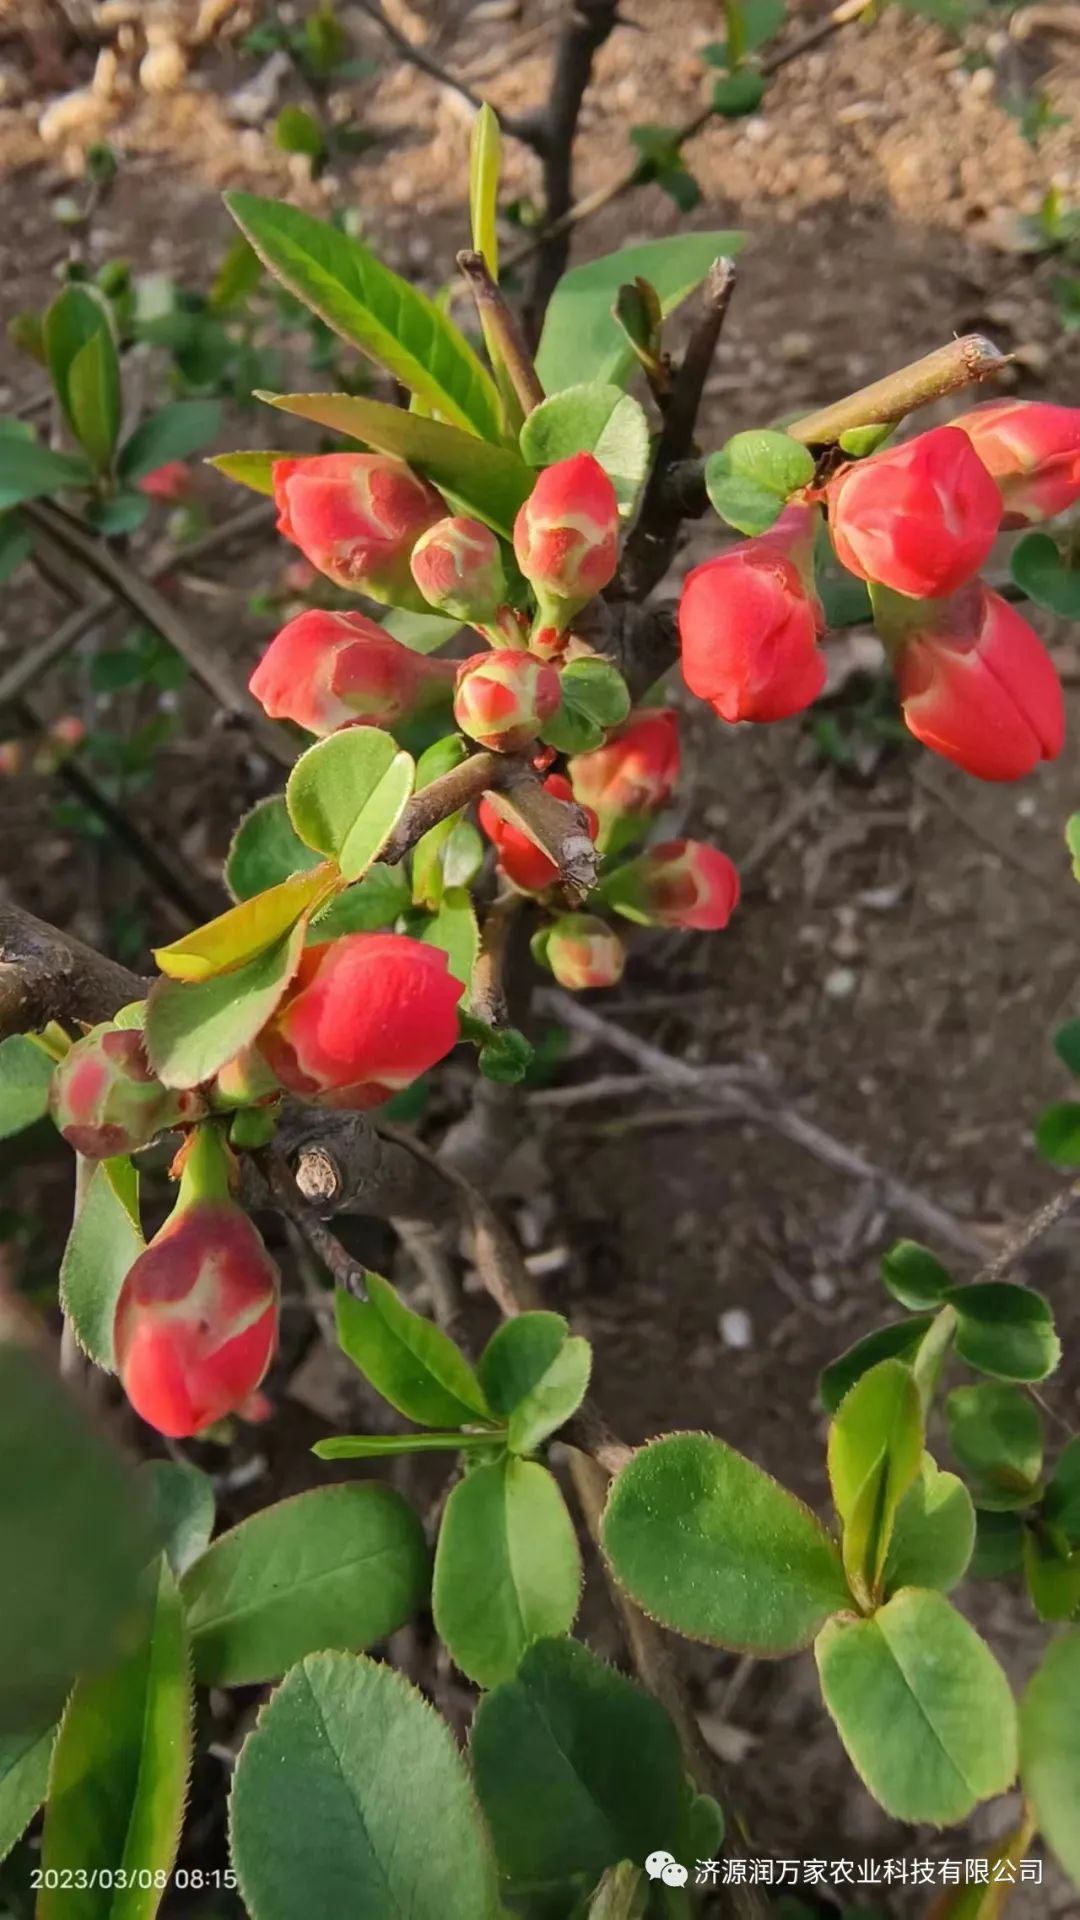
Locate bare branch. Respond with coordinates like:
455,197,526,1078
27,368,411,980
457,250,546,416
0,902,143,1039
351,0,544,152
277,1107,450,1225
498,760,599,900
525,0,622,331
380,750,505,864
787,334,1012,447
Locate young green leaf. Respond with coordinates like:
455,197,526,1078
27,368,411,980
260,392,532,534
1053,1019,1080,1078
1035,1101,1080,1165
38,1559,191,1919
520,385,651,517
535,232,744,392
153,866,335,982
602,1432,850,1653
314,1431,503,1460
820,1315,938,1413
226,795,322,901
970,1508,1025,1580
815,1588,1017,1826
145,918,307,1090
1044,1435,1080,1544
1023,1529,1080,1622
946,1280,1060,1382
1020,1630,1080,1889
43,284,121,475
422,886,480,1001
181,1485,429,1687
139,1460,215,1581
285,728,414,875
945,1383,1043,1510
827,1359,923,1604
335,1276,491,1427
711,69,766,116
0,1032,55,1139
507,1337,591,1456
704,429,815,536
882,1455,975,1596
586,1864,647,1920
0,1726,55,1865
1011,531,1080,620
228,1653,501,1920
478,1312,570,1416
225,194,502,440
207,449,286,496
118,400,223,484
541,658,632,756
471,1636,706,1905
307,863,411,940
880,1238,953,1311
59,1156,143,1370
469,101,502,281
433,1457,582,1688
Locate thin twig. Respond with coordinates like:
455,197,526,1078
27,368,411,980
471,894,522,1029
457,251,546,415
787,335,1012,447
381,750,505,864
967,1181,1080,1287
525,0,621,333
351,0,542,151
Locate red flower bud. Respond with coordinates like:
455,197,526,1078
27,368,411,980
139,461,191,503
453,649,561,752
273,454,446,609
680,509,825,724
257,932,461,1109
569,709,680,825
952,399,1080,528
886,580,1065,782
50,1024,204,1159
544,914,625,991
607,839,740,931
249,608,457,737
826,425,1001,599
513,454,619,641
410,516,508,623
478,774,598,895
114,1201,279,1437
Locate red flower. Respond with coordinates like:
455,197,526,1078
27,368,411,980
544,914,625,991
50,1024,203,1159
888,581,1065,781
257,932,461,1108
569,709,680,825
952,399,1080,528
606,839,741,931
410,516,507,623
453,650,561,752
514,454,620,651
478,774,598,894
139,461,191,503
272,453,445,608
680,508,825,724
114,1201,279,1437
826,425,1001,598
249,608,456,736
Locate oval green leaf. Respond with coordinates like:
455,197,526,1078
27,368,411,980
520,385,651,517
285,728,414,877
43,284,121,476
0,1726,55,1865
60,1156,144,1371
828,1359,923,1604
880,1239,953,1311
335,1275,491,1428
882,1455,975,1597
507,1336,591,1456
947,1280,1060,1383
153,866,334,982
0,1033,56,1140
946,1383,1043,1510
478,1312,570,1417
1020,1630,1080,1889
145,917,307,1090
139,1460,215,1581
536,232,744,392
226,795,321,901
820,1315,937,1414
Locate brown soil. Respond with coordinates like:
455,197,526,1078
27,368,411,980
3,2,1080,1913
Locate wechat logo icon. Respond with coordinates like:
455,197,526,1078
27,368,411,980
645,1850,689,1888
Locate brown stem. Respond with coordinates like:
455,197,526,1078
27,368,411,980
525,0,621,335
381,750,506,864
277,1107,450,1224
456,251,546,416
0,902,143,1039
351,0,543,153
263,1150,368,1294
787,335,1011,447
470,895,522,1029
498,761,599,901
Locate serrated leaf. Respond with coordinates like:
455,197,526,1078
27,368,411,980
181,1485,429,1687
60,1156,144,1371
542,658,632,759
226,795,322,901
946,1383,1043,1510
536,232,744,393
602,1432,849,1653
226,193,501,440
520,385,650,517
508,1337,591,1456
335,1276,491,1427
882,1454,975,1596
0,1033,55,1139
820,1315,937,1413
39,1558,191,1920
880,1238,953,1310
422,886,479,1001
816,1588,1017,1826
433,1457,581,1688
139,1460,215,1580
1020,1630,1080,1889
0,1726,55,1865
947,1280,1060,1383
145,918,306,1090
261,392,531,535
118,400,222,484
828,1359,923,1604
228,1652,501,1920
478,1312,569,1417
1011,531,1080,620
153,866,335,981
43,284,121,475
285,728,414,877
307,863,410,940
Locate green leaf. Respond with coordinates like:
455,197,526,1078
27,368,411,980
701,0,786,61
118,400,223,484
827,1359,923,1604
711,69,766,116
704,429,815,535
1045,1435,1080,1544
87,490,150,537
60,1156,144,1371
153,866,333,982
1067,813,1080,882
0,436,94,512
139,1460,215,1580
379,606,462,655
275,104,325,159
226,795,321,901
228,1652,501,1920
946,1383,1043,1510
882,1455,975,1596
587,1864,647,1920
285,728,414,877
43,284,121,475
0,1032,55,1139
1054,1019,1080,1078
820,1315,937,1414
39,1559,191,1920
422,886,480,1000
0,1726,55,1865
1011,531,1080,620
471,1636,705,1908
602,1432,849,1654
209,234,263,312
260,392,533,535
816,1588,1017,1826
145,918,307,1090
207,449,286,497
947,1281,1060,1382
508,1337,591,1456
226,194,501,440
1035,1101,1080,1164
478,1312,570,1417
335,1276,491,1427
970,1508,1025,1580
880,1238,953,1311
1023,1528,1080,1622
542,658,632,756
433,1457,582,1688
314,1431,503,1460
181,1484,429,1687
536,232,744,393
703,463,784,536
308,863,410,940
469,101,502,281
1020,1630,1080,1889
520,385,651,517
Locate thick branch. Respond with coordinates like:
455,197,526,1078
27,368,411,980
277,1108,450,1224
526,0,621,332
381,751,505,864
0,903,142,1039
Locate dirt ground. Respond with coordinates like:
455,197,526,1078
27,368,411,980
2,1,1080,1913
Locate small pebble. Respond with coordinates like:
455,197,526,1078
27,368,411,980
719,1308,754,1350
